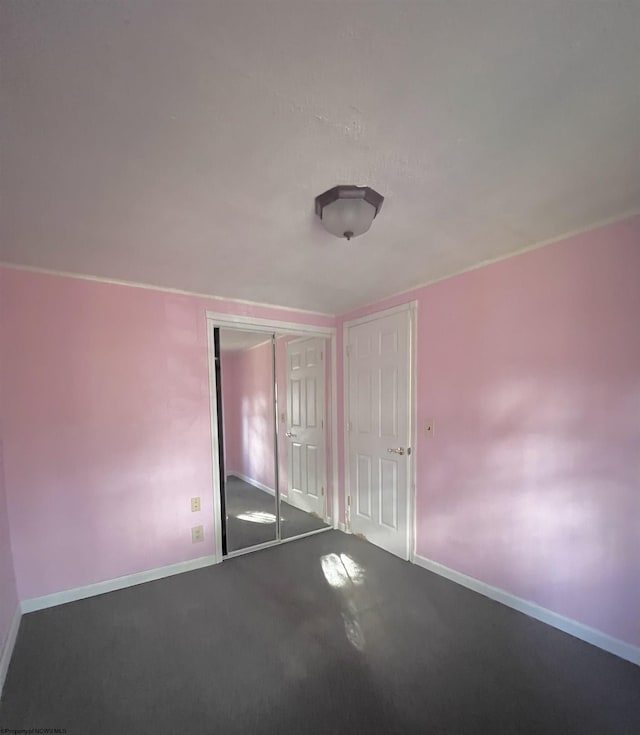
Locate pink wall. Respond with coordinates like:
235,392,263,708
221,342,276,491
0,267,333,600
221,339,292,496
339,215,640,647
220,351,241,477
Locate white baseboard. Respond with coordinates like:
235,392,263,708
21,554,219,614
338,522,347,532
0,605,21,700
413,554,640,667
228,471,277,497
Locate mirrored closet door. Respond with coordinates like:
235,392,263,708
214,325,333,557
217,328,279,554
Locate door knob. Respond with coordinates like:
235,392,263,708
387,447,405,456
286,431,297,438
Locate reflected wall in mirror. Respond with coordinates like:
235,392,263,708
219,328,278,553
276,335,332,540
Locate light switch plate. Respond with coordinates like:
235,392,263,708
191,497,201,512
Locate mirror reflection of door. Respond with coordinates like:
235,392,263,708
279,336,330,540
219,329,278,553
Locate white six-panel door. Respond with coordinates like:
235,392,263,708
346,307,412,559
286,337,326,517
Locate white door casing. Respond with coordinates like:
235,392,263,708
346,305,414,560
286,337,326,517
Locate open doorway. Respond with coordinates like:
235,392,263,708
209,315,337,559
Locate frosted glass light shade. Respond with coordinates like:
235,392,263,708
322,198,377,239
315,185,384,240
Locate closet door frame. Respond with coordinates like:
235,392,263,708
206,312,337,563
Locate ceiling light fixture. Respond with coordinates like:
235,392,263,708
315,185,384,241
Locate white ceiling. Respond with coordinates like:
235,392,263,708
1,1,639,314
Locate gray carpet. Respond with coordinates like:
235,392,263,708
1,530,639,734
225,474,328,552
